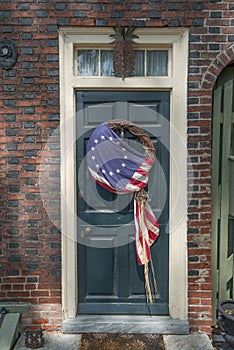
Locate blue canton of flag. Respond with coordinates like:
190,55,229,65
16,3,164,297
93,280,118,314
87,123,153,193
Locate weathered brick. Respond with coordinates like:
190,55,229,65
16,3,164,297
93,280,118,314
110,10,124,18
192,19,204,26
17,3,30,10
8,242,19,249
27,277,38,283
0,11,10,18
4,100,16,107
210,11,222,18
9,186,20,193
26,263,39,270
5,129,16,136
2,26,13,33
192,3,204,11
8,255,21,263
7,269,20,276
8,200,19,207
4,115,16,122
209,43,220,51
209,27,220,34
36,10,48,18
57,18,69,26
21,48,34,55
3,85,16,93
74,10,86,17
22,77,34,84
150,11,161,19
23,164,36,171
23,107,35,114
24,136,36,143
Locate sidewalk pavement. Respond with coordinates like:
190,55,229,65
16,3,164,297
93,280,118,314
14,332,214,350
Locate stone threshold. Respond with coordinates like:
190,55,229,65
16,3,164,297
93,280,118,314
63,315,189,335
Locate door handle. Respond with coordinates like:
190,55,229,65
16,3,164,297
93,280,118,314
85,227,91,234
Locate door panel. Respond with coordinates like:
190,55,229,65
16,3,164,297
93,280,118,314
76,91,170,315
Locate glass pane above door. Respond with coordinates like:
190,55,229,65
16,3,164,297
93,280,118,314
101,50,114,76
77,50,99,76
147,50,168,76
77,49,168,77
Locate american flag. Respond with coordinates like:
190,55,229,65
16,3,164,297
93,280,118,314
87,122,159,266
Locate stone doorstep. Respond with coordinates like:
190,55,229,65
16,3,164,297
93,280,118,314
62,315,189,334
14,333,214,350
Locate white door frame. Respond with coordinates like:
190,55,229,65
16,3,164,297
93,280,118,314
59,27,189,320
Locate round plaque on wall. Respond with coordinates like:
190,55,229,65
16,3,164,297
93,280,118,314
0,38,18,70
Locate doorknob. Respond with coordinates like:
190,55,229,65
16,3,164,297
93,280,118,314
80,227,91,238
85,227,91,234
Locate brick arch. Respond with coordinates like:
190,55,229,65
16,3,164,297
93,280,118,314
201,43,234,90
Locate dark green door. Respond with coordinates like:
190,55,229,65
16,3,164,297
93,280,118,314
76,91,170,315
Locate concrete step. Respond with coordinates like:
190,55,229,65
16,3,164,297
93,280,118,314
63,315,189,334
163,334,214,350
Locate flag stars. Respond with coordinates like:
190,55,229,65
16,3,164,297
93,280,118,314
109,171,113,176
109,137,113,141
124,155,128,159
122,163,126,167
96,164,99,168
102,169,106,174
122,148,126,151
92,156,95,160
94,139,98,144
101,135,105,140
91,147,95,151
116,169,120,173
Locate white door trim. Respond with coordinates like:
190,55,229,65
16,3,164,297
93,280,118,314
59,27,188,320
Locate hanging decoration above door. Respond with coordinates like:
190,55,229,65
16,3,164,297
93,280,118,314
109,26,139,80
87,119,159,303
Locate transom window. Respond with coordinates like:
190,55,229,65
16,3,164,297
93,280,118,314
76,49,168,77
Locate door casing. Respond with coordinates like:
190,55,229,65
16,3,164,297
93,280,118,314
59,27,189,321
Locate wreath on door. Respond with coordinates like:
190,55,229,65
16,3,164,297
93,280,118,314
87,119,159,303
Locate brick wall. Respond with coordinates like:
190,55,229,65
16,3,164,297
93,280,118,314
0,0,234,334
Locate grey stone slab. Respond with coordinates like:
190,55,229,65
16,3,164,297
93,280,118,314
63,315,189,334
163,334,214,350
0,302,30,313
14,333,81,350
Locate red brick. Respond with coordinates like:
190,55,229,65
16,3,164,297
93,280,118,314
32,318,49,325
204,3,228,10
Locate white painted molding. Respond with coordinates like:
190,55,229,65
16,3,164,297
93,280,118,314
59,27,188,321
